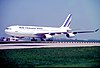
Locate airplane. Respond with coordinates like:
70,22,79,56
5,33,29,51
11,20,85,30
4,14,99,41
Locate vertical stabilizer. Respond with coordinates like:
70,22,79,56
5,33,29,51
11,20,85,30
60,14,72,28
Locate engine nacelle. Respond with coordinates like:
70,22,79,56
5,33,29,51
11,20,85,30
66,33,75,38
44,34,53,39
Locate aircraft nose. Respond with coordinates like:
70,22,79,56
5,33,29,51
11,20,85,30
5,29,9,34
5,27,12,34
5,29,7,32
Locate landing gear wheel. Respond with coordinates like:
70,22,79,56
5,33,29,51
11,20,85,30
6,38,10,41
40,38,45,41
46,38,53,41
31,38,37,41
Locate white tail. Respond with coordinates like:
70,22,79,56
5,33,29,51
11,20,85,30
60,14,72,28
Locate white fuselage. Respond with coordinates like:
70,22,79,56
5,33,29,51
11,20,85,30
5,25,71,37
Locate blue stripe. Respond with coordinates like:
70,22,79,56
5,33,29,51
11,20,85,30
64,14,72,27
67,21,71,27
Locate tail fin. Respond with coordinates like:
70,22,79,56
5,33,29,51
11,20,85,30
60,14,72,28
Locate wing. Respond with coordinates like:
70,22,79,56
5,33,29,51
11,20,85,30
73,29,99,34
34,29,99,38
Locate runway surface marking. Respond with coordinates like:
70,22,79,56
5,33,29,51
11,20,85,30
0,42,100,50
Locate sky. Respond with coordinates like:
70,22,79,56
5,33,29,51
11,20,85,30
0,0,100,40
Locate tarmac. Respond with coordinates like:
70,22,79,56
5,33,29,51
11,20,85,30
0,42,100,50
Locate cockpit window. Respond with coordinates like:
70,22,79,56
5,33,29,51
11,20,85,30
6,28,11,30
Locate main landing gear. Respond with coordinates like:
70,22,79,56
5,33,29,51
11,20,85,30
31,38,37,41
31,38,53,41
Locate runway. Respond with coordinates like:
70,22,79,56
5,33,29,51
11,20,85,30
0,42,100,50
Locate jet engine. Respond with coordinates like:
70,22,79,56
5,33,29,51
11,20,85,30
66,33,75,38
43,34,53,39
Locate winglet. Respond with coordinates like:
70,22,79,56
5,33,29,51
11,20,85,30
95,29,99,32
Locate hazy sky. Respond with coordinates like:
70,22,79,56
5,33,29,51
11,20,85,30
0,0,100,40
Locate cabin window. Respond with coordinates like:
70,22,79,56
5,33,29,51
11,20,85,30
19,27,24,29
6,28,11,30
